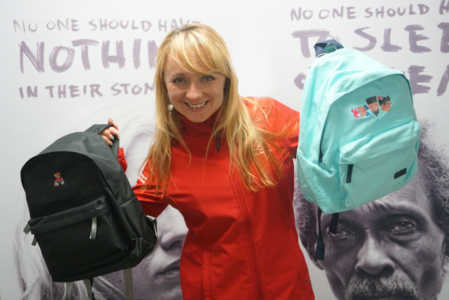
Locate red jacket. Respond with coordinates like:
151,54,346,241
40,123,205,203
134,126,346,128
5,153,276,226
119,98,314,299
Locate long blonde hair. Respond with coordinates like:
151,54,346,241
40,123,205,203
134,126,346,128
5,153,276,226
145,24,289,196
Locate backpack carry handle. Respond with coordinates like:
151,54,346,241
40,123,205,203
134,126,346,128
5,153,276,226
314,39,344,58
85,124,120,159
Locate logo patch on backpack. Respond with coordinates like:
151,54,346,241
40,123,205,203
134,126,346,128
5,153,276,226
54,172,65,186
351,105,371,118
351,96,392,118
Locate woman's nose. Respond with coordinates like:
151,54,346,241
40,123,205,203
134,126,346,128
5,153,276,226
185,80,203,101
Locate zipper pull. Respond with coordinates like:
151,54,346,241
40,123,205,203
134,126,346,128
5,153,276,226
215,131,220,151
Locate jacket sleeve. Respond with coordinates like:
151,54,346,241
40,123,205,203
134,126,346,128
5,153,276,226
117,148,128,172
118,149,168,218
268,98,300,159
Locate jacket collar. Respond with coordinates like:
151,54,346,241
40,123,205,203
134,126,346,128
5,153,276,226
177,110,219,135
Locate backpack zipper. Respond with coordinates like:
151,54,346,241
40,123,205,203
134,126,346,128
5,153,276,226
346,164,354,183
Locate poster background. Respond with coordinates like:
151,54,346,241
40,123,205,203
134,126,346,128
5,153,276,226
1,0,448,299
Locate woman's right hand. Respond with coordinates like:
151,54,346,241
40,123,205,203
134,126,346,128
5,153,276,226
100,118,121,146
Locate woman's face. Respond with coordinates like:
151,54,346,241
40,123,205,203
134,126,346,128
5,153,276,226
164,55,227,123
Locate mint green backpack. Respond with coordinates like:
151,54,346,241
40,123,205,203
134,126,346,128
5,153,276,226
296,41,420,259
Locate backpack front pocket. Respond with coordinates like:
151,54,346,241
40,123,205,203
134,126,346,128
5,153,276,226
338,121,420,210
28,194,130,281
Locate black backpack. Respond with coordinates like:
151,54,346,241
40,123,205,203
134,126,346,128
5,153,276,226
21,124,157,298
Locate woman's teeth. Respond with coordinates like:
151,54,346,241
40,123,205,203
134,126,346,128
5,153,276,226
186,101,207,108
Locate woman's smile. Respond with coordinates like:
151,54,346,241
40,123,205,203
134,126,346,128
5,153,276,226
164,55,226,123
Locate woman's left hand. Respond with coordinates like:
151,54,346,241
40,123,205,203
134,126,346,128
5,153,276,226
100,118,121,146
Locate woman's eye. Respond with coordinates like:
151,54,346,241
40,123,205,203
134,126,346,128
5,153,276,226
202,75,215,82
388,221,416,235
172,78,185,84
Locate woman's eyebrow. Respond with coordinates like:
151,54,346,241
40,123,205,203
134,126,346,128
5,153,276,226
167,72,186,78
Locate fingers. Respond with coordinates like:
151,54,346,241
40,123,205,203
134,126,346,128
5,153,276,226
108,118,121,139
101,134,113,146
100,118,121,146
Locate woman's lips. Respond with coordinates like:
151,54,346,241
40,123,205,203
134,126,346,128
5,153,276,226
185,100,209,109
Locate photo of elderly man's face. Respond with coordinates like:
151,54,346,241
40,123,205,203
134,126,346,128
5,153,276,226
321,174,445,300
295,129,449,300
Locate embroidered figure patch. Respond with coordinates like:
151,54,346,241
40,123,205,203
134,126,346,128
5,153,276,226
54,172,65,186
379,96,392,112
351,105,371,118
366,96,379,116
351,96,392,118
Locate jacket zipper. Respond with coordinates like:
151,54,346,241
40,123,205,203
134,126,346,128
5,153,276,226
214,136,264,299
217,155,263,299
231,176,264,299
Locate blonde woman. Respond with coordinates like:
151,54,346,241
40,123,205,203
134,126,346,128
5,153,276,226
102,24,314,299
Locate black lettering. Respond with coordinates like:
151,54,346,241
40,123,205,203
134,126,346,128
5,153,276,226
291,29,330,58
303,10,313,20
294,73,306,90
47,21,55,30
133,39,141,69
28,23,37,32
102,41,126,69
49,46,75,73
19,87,24,99
27,86,38,98
72,39,99,71
90,84,103,97
69,85,79,98
120,20,129,29
365,8,373,18
100,19,108,31
19,41,45,73
437,65,449,96
57,19,69,30
440,0,449,14
408,65,433,94
418,4,429,15
159,20,167,32
438,22,449,53
89,20,97,31
120,83,130,94
45,86,54,98
347,7,356,19
142,21,151,32
291,8,301,20
319,9,330,20
132,84,142,95
333,7,343,18
109,19,119,30
111,83,121,96
405,25,431,53
132,20,139,30
376,6,385,18
381,28,402,52
410,4,416,15
144,82,154,94
13,20,24,33
58,85,67,98
354,27,377,51
148,40,158,69
387,8,396,17
71,19,79,32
